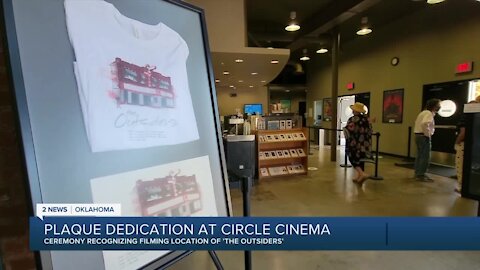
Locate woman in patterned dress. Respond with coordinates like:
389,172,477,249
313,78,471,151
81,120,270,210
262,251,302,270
346,102,373,184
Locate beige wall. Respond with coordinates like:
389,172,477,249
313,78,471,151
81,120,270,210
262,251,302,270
307,1,480,156
216,86,268,116
186,0,246,52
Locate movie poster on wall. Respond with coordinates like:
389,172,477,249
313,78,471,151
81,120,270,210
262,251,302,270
90,156,218,270
382,89,404,123
323,98,333,121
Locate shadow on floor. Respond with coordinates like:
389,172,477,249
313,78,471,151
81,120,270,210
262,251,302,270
394,162,456,178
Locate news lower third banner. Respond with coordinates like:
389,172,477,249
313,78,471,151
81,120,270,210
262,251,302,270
30,217,480,250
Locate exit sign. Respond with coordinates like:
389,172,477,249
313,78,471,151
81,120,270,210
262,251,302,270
347,82,355,90
456,62,473,74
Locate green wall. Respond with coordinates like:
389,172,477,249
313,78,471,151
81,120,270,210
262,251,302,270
307,0,480,156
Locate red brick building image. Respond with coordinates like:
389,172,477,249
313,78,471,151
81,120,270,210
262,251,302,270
111,58,175,108
131,173,202,217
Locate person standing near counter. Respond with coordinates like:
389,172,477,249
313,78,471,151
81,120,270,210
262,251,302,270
413,99,441,181
454,96,480,193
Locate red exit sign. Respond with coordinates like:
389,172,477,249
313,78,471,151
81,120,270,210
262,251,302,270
456,62,473,74
347,82,355,90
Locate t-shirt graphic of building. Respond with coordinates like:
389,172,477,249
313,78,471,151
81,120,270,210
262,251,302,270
131,173,202,217
111,58,175,109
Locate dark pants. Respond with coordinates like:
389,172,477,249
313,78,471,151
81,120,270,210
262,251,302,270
347,153,365,170
414,135,431,177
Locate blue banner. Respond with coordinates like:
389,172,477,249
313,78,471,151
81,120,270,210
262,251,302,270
30,217,480,250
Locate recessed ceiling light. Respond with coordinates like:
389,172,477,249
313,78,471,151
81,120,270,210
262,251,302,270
261,80,266,83
238,80,243,83
223,71,230,75
285,90,291,92
235,59,244,63
427,0,445,4
229,85,234,88
249,85,254,88
356,28,372,35
271,60,279,64
251,72,258,75
215,79,220,83
316,48,328,54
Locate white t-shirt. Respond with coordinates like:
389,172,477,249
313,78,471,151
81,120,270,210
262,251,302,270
414,110,435,137
65,0,199,152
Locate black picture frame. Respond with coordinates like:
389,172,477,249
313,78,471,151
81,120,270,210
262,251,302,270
1,0,231,269
382,89,404,124
323,98,333,121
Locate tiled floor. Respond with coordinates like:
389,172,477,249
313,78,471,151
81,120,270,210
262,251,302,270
170,147,480,270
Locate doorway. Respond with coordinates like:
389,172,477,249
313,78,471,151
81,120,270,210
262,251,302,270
337,95,355,145
299,101,306,127
423,78,478,167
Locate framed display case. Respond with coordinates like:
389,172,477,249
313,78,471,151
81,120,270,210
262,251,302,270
1,0,231,269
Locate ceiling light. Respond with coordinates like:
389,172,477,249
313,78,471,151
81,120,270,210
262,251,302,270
229,85,234,88
238,80,243,83
300,49,310,61
285,11,300,32
316,48,328,54
235,59,244,63
356,28,372,35
223,71,230,75
249,85,254,88
285,90,291,92
285,23,300,32
251,72,258,75
271,60,279,64
427,0,445,4
356,17,373,36
215,79,220,83
261,80,266,83
267,47,274,49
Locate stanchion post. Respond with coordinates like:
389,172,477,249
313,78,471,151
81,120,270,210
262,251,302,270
242,176,252,270
308,127,313,155
340,147,352,168
208,251,225,270
369,132,384,180
407,126,412,159
339,128,352,168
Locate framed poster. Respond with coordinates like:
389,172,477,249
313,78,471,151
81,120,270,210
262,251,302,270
280,100,291,112
2,0,231,269
323,98,333,121
383,89,404,123
270,100,291,113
